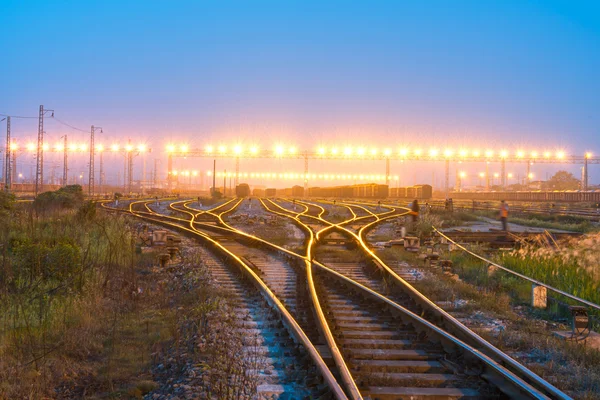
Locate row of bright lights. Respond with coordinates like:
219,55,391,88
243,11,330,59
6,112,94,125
172,170,535,180
173,170,399,181
165,143,592,159
8,143,148,153
463,172,534,179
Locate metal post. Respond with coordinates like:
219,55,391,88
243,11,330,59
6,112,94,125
526,160,531,186
89,126,95,196
142,152,146,195
154,158,159,189
444,159,450,197
63,135,68,186
127,141,133,194
501,158,506,189
304,153,309,197
99,151,104,194
12,151,16,188
584,155,589,191
223,169,226,196
235,156,239,187
385,157,390,185
167,153,173,191
485,162,490,191
35,105,44,195
212,159,216,196
4,117,10,191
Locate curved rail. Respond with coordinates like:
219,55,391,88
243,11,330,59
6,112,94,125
102,199,349,400
117,198,572,399
259,198,568,399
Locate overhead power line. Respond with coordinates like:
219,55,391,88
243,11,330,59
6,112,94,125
50,116,89,133
0,113,37,119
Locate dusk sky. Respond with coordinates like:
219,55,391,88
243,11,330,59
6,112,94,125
1,0,599,186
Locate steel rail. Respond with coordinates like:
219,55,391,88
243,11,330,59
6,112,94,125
130,197,571,399
168,198,363,399
434,227,600,313
257,198,564,399
311,259,553,400
104,199,349,400
334,200,572,399
273,198,570,400
248,198,363,399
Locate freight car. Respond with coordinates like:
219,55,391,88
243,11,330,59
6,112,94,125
449,190,600,203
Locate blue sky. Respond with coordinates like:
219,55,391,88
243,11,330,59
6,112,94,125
1,0,599,186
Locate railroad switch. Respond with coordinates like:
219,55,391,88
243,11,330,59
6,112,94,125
403,236,420,252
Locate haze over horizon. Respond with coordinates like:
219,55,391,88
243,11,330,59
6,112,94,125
1,0,599,186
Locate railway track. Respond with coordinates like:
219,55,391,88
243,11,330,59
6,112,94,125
104,199,347,399
255,198,570,399
102,197,570,399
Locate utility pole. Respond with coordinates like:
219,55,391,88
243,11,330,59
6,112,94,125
385,157,390,185
304,152,309,197
153,158,159,189
223,169,226,196
485,162,490,191
89,126,102,196
235,156,240,187
62,135,68,186
584,153,590,191
501,158,506,189
167,153,173,191
212,159,216,196
127,139,133,194
3,117,10,191
35,105,53,196
99,148,104,194
444,159,450,198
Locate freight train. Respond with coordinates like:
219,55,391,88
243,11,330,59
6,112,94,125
448,190,600,203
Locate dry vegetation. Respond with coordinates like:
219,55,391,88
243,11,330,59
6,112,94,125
371,233,600,398
0,189,267,399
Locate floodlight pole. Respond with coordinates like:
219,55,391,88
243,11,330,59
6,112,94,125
444,159,450,198
501,158,506,189
304,152,309,197
89,125,102,196
485,162,490,191
235,156,240,187
583,154,589,191
62,135,68,186
35,105,54,195
3,117,10,191
385,157,390,185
